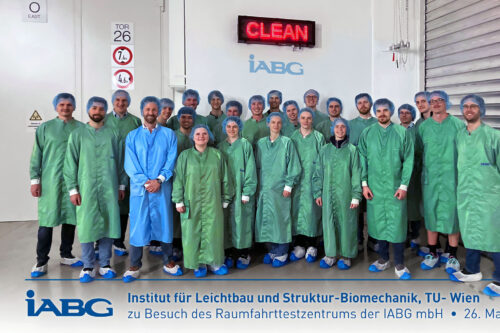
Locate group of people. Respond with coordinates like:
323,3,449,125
29,87,500,297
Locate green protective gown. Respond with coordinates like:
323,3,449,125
358,123,414,243
242,117,269,147
312,109,329,128
315,118,333,140
290,130,325,237
63,124,126,243
104,112,142,215
348,116,378,146
207,112,227,145
281,118,299,137
218,137,258,249
166,114,207,131
415,116,425,131
456,123,500,252
30,118,84,227
406,123,422,221
417,115,465,234
254,135,302,244
171,147,234,269
312,139,362,258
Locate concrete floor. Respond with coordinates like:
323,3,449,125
0,221,497,332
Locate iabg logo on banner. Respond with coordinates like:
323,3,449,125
26,290,113,317
249,54,304,75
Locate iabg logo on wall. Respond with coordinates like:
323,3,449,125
249,54,304,75
26,290,113,317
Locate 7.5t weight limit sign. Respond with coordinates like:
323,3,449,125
111,45,134,67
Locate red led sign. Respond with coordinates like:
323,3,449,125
238,16,315,47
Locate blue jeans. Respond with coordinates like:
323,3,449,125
81,238,113,269
465,249,500,283
378,240,405,266
266,243,289,256
130,243,173,268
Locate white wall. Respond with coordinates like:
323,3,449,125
0,0,422,222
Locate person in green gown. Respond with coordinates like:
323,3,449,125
30,93,84,278
313,118,361,270
218,116,257,270
316,97,345,139
166,89,207,129
172,125,234,277
289,108,325,263
242,95,269,147
206,90,227,145
255,113,302,268
303,89,328,128
226,100,243,118
157,98,175,128
64,97,126,283
282,100,299,137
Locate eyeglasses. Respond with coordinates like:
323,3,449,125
462,104,479,110
429,98,445,105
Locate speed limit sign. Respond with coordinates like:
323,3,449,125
111,45,134,67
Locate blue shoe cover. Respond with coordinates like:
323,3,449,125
224,257,234,269
31,271,46,278
445,267,457,274
263,254,272,264
410,241,418,250
449,273,462,283
149,250,162,256
289,252,301,262
70,260,83,267
483,286,500,297
305,254,317,263
417,249,428,257
80,274,94,283
212,265,228,275
399,272,411,280
319,259,332,269
236,260,249,270
122,275,137,283
194,267,207,278
102,271,116,279
337,260,350,270
420,261,440,270
163,266,183,276
272,258,288,268
440,256,449,264
114,249,128,256
369,264,381,272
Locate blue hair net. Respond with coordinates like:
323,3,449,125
248,95,265,110
283,100,299,112
86,97,108,113
190,124,214,143
326,97,343,113
52,93,76,110
303,89,319,102
429,90,451,109
266,112,284,124
182,89,200,104
208,90,224,104
222,116,243,134
140,96,160,116
112,90,131,105
267,90,282,106
460,94,486,117
298,107,315,119
159,98,174,110
398,104,416,120
355,93,373,106
372,98,395,116
414,91,430,103
177,106,197,121
225,100,242,115
330,118,350,136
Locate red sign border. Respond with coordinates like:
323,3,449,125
112,46,133,66
113,68,134,89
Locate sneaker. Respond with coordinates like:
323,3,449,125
122,269,140,283
440,252,450,263
194,266,207,278
79,268,96,283
113,245,128,256
418,247,443,258
289,246,305,262
305,246,318,263
209,264,228,275
319,256,336,269
163,264,183,276
272,253,288,268
483,283,500,297
224,257,234,269
31,264,47,278
172,248,182,261
99,267,116,279
60,257,83,267
368,260,390,272
445,256,460,274
149,246,162,256
450,269,482,283
337,258,351,270
421,253,440,270
395,266,411,280
236,255,251,269
263,253,275,264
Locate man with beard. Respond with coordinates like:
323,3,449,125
167,89,207,130
316,97,345,139
64,97,126,283
104,90,142,256
265,90,282,116
348,93,378,251
206,90,226,145
303,89,328,127
157,98,175,127
122,97,180,282
358,98,414,279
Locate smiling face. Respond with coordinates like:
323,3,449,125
193,127,209,146
56,99,75,119
328,101,341,118
250,100,263,116
210,96,222,110
268,95,281,109
225,121,239,139
184,96,199,110
158,106,173,122
285,104,298,122
179,114,194,130
305,94,318,108
375,105,391,125
88,104,106,123
113,96,129,114
143,102,159,125
462,101,481,123
334,122,346,140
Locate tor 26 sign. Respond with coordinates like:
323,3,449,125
238,16,315,47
